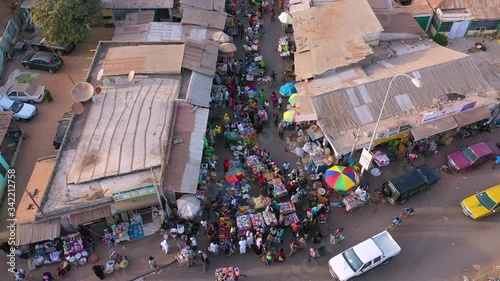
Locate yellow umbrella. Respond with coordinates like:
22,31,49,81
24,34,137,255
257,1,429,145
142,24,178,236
283,109,297,122
288,93,298,106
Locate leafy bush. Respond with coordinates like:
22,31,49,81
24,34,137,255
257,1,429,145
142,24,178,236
16,73,33,83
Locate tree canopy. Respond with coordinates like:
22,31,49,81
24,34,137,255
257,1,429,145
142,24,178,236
31,0,101,45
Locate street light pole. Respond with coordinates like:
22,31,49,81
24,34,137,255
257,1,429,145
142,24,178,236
361,73,422,174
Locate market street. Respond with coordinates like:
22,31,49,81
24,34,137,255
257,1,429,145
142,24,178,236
143,4,500,281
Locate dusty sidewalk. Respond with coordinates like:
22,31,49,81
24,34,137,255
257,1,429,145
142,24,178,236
0,232,177,281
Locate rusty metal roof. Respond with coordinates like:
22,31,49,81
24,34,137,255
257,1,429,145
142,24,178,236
311,54,491,147
162,102,209,194
100,0,174,9
181,8,228,30
68,78,180,184
292,0,383,81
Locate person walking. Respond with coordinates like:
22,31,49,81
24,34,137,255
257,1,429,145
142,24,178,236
493,155,500,169
160,238,169,255
239,237,247,254
271,92,278,108
273,112,279,127
278,124,285,139
148,256,160,272
278,97,284,110
308,248,318,262
259,89,265,105
270,70,277,82
283,161,291,175
198,250,209,272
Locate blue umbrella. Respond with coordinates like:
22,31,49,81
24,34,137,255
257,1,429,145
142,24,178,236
279,82,297,97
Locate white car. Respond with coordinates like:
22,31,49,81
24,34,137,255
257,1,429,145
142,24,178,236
0,97,37,120
0,83,46,103
328,231,401,281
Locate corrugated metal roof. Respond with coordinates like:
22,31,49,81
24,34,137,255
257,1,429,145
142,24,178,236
292,0,383,81
123,10,155,25
182,40,219,77
101,0,174,9
145,22,218,43
466,0,500,20
17,157,56,224
102,45,185,75
69,206,112,225
181,8,228,30
68,78,181,184
186,72,213,107
16,219,61,246
162,103,209,194
311,55,491,142
376,13,427,34
113,23,150,41
180,0,226,13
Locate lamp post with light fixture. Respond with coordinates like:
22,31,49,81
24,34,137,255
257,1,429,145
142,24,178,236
360,73,423,173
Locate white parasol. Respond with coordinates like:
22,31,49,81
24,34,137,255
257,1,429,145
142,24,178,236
219,42,238,53
176,195,201,219
212,31,231,43
278,12,293,24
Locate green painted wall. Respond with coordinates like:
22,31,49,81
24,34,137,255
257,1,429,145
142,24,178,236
415,16,431,31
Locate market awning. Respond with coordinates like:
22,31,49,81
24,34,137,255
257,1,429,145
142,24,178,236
69,206,112,226
114,194,160,213
453,106,491,127
16,219,61,246
411,116,458,141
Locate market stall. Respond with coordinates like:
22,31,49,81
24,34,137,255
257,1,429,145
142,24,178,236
263,210,278,226
215,267,242,281
236,214,252,235
273,184,288,198
277,36,291,58
110,222,130,244
342,189,369,212
249,212,265,228
252,196,271,210
30,241,63,269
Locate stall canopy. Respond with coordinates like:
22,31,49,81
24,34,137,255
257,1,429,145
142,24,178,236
176,194,201,219
410,116,458,141
453,106,491,127
69,206,112,226
16,219,61,246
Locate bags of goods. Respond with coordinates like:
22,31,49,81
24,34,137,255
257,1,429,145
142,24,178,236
263,211,278,226
236,214,252,232
281,212,299,226
273,184,288,198
279,201,296,215
253,196,271,210
249,212,264,228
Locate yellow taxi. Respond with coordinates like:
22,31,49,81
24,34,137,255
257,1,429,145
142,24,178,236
460,184,500,220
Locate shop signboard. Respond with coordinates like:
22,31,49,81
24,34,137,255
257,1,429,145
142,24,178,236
112,185,156,202
359,148,373,171
421,101,477,124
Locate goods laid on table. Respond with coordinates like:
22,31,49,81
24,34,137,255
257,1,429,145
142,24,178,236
279,201,296,215
253,196,271,210
273,184,288,198
31,241,62,268
108,222,130,244
280,212,299,226
250,212,265,228
236,214,252,234
342,190,368,212
277,36,291,57
61,232,89,266
263,210,278,226
246,155,266,174
215,267,242,281
218,216,233,245
175,247,195,267
373,151,390,167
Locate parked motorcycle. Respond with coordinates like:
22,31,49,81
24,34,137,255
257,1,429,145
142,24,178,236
475,41,487,51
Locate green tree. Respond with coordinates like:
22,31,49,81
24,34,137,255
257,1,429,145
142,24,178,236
31,0,101,45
